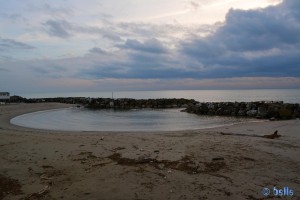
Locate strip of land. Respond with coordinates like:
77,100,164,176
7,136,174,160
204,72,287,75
0,103,299,200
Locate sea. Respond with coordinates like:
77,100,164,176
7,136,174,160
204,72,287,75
20,89,300,103
12,89,300,132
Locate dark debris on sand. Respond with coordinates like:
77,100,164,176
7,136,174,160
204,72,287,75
107,153,227,174
0,174,23,200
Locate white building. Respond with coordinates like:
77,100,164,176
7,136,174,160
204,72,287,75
0,92,10,100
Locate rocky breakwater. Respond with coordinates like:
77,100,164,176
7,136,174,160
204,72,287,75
184,101,300,120
86,98,197,109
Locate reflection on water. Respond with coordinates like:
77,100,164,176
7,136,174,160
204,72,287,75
10,108,250,132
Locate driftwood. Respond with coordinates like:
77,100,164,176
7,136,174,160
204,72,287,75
263,130,281,139
221,130,281,139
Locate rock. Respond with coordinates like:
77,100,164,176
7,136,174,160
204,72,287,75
246,103,252,110
208,103,215,110
258,106,267,118
208,110,215,115
237,110,246,116
223,106,234,115
246,110,257,117
200,104,209,114
231,112,237,116
279,107,293,119
181,104,188,108
215,108,223,115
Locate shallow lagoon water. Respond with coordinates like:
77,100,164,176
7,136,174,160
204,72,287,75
10,108,251,132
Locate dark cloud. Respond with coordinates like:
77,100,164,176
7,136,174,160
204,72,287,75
89,47,108,54
282,0,300,19
82,0,300,81
43,19,123,41
180,0,300,78
99,29,123,42
118,38,168,54
0,67,9,72
30,64,67,79
0,38,35,51
83,49,204,79
44,20,72,38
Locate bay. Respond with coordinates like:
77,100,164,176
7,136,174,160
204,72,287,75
10,108,252,132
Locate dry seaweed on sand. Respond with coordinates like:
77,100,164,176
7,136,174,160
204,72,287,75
0,174,23,200
22,184,51,200
107,153,227,174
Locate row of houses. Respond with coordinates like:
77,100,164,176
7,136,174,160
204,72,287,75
0,92,10,103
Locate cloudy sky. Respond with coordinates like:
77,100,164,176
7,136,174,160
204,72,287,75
0,0,299,94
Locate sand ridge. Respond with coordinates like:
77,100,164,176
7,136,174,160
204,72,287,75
0,103,299,199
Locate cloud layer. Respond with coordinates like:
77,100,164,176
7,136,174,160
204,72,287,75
0,38,35,51
180,0,300,78
0,0,299,93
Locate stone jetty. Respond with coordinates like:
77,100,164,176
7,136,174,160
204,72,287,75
86,98,196,109
8,96,196,109
184,101,300,120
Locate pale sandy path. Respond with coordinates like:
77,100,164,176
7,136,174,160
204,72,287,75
0,103,299,200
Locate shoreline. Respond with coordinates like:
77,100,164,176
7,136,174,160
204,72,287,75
0,103,73,131
0,103,299,199
8,104,263,133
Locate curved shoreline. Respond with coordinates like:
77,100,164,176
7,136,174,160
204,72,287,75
8,104,259,133
0,103,299,199
2,103,299,136
0,103,73,133
2,103,298,135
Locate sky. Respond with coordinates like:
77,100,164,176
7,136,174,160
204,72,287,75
0,0,300,94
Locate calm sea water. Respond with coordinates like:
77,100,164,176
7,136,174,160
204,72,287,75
12,89,298,132
20,89,300,103
10,108,252,132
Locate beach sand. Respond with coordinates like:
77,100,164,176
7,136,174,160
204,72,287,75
0,103,299,200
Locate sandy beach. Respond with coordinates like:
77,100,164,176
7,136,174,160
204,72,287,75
0,103,299,200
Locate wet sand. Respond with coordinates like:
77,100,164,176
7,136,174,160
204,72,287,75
0,103,299,200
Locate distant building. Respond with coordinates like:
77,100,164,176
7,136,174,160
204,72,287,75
0,92,10,100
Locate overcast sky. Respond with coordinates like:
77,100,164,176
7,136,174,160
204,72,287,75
1,0,299,94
